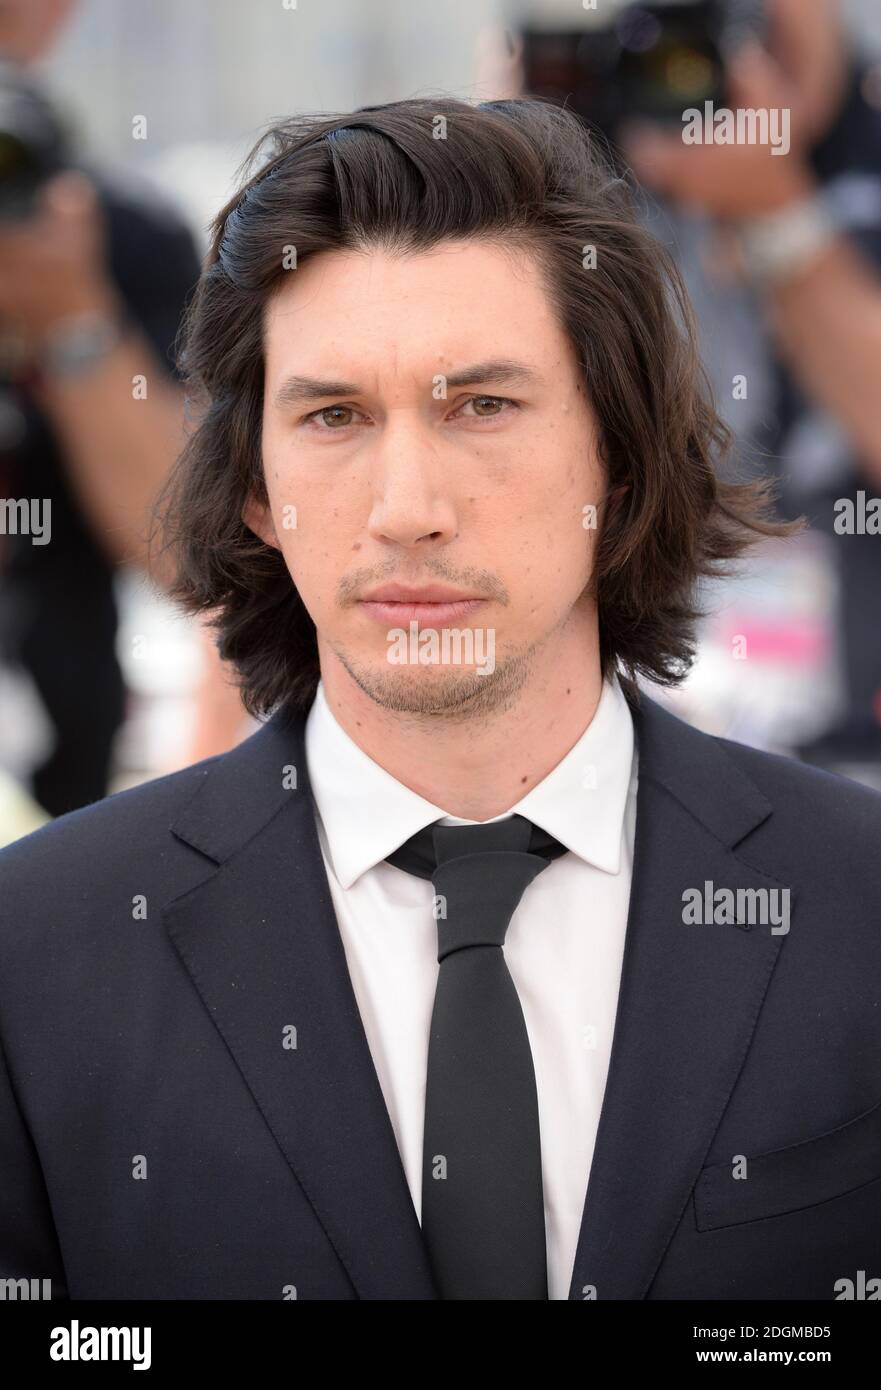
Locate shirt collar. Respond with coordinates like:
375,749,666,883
304,674,635,890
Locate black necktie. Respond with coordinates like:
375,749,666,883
386,813,569,1299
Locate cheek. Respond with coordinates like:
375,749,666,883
507,436,599,594
266,476,362,601
524,407,598,490
260,439,342,548
491,427,597,540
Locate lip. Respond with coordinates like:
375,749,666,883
361,584,482,603
359,598,486,626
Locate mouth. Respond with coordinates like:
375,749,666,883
359,596,487,626
357,584,488,626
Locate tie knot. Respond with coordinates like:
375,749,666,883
386,814,568,960
433,812,531,863
387,813,567,880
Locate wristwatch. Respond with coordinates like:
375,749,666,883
40,309,124,379
734,192,838,289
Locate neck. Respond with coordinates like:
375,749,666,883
316,607,604,821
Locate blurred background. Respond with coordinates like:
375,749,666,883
2,0,881,844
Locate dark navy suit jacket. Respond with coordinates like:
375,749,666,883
1,690,880,1299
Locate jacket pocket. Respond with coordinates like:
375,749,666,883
694,1096,881,1232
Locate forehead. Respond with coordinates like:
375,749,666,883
262,239,567,374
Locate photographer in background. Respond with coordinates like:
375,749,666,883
0,0,201,816
619,0,881,765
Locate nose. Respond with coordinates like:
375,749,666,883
365,413,459,550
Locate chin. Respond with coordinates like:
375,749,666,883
338,647,532,719
368,667,488,710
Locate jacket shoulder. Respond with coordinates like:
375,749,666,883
0,755,222,887
632,692,881,864
715,728,881,830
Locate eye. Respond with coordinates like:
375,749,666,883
453,394,519,421
302,404,368,430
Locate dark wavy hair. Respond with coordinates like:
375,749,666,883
153,94,796,719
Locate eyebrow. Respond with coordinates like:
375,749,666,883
270,359,543,410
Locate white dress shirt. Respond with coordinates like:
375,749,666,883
304,674,638,1300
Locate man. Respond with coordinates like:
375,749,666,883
1,97,880,1301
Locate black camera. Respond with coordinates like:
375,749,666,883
520,0,731,146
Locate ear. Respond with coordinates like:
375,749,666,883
242,494,281,550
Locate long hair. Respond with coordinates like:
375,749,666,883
153,95,796,718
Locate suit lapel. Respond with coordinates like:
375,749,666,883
567,692,792,1299
162,705,438,1300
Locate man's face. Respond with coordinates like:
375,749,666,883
249,238,605,716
